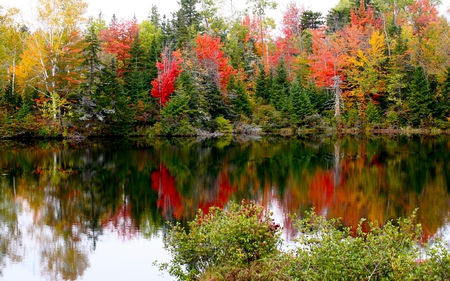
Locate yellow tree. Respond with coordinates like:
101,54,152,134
0,6,23,96
346,31,388,114
17,0,87,125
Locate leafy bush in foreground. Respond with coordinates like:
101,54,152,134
160,204,450,281
160,201,281,280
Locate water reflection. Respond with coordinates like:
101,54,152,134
0,136,449,280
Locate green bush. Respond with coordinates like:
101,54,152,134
290,211,421,281
159,203,450,281
386,110,399,127
160,201,281,280
149,117,196,137
215,116,232,133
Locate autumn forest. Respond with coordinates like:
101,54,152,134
1,0,450,139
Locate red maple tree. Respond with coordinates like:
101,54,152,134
150,48,184,106
100,18,138,75
195,34,235,91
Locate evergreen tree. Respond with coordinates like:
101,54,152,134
255,66,268,101
78,22,105,122
125,34,149,104
174,0,201,47
289,79,313,126
438,67,450,120
98,58,134,135
205,82,227,119
365,100,381,124
271,60,289,111
149,5,160,27
177,70,198,120
407,66,435,127
228,76,251,118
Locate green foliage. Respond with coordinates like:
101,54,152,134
161,201,281,280
255,66,269,101
438,66,450,120
150,117,196,137
291,211,422,281
271,60,289,111
228,76,251,118
160,203,450,281
407,66,436,127
151,91,197,136
365,100,381,124
161,91,190,119
289,79,314,126
343,108,360,128
385,110,400,127
215,116,232,133
252,104,284,131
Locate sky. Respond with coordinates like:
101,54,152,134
3,0,450,27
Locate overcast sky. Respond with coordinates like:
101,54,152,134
4,0,450,26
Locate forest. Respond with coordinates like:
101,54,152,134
1,0,450,138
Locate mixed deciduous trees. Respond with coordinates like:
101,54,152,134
1,0,450,138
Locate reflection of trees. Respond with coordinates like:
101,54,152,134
280,137,450,241
0,181,22,276
0,137,449,278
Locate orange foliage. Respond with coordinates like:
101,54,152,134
195,34,236,91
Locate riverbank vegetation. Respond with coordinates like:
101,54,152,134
159,201,450,281
1,0,450,139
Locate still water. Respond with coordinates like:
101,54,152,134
0,135,449,280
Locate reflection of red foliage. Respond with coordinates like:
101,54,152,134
151,164,183,219
309,170,335,213
102,201,137,240
198,171,235,214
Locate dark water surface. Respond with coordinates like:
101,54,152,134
0,135,449,280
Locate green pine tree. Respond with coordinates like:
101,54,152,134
255,66,268,101
407,66,435,127
365,100,381,124
228,76,251,118
272,60,289,111
438,66,450,120
289,79,313,126
125,35,149,104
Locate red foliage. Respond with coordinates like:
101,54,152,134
150,48,183,106
100,19,138,75
308,170,335,213
408,0,439,35
281,2,304,40
102,201,137,240
195,34,235,91
350,1,381,30
151,164,183,219
309,29,339,87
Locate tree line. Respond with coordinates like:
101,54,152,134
1,0,450,138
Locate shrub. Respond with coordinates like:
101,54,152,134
159,203,450,281
385,110,399,127
290,210,422,281
215,116,232,133
160,200,281,280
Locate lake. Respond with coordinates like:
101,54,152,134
0,135,449,280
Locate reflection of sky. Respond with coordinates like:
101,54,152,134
436,218,450,248
2,201,174,281
81,232,173,281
